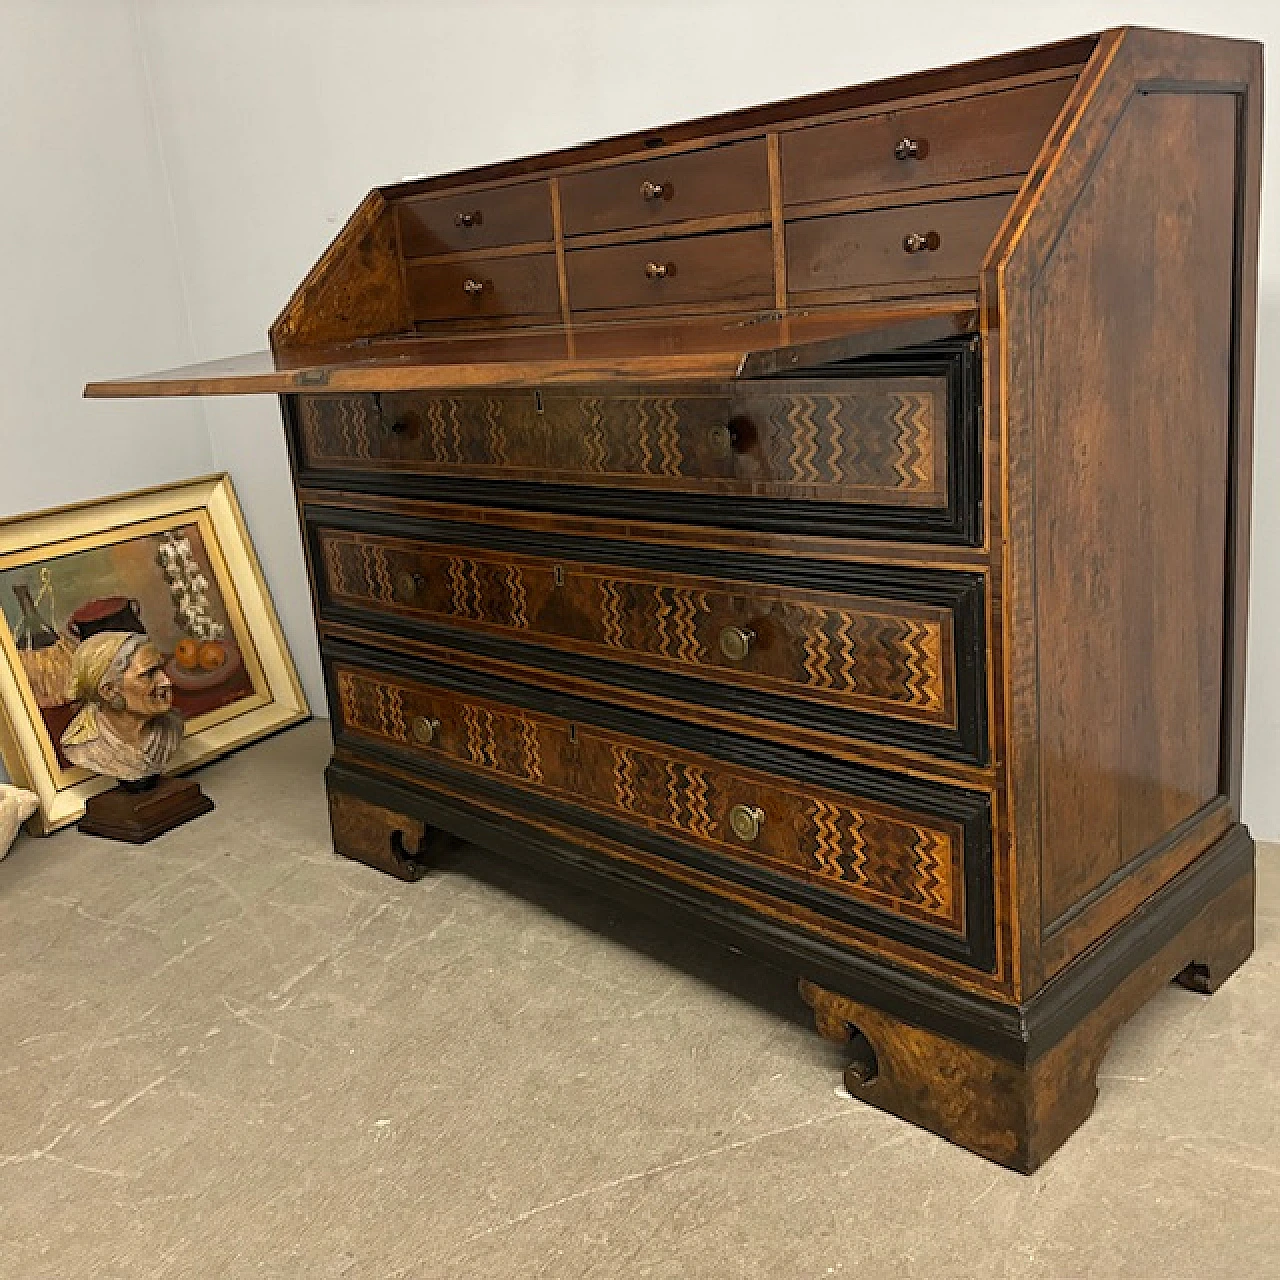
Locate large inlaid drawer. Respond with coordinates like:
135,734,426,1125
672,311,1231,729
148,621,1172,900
326,642,996,972
289,336,981,543
306,507,987,762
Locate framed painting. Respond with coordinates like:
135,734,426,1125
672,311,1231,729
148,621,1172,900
0,474,309,833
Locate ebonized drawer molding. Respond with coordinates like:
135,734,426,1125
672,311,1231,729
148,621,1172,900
323,637,997,972
288,336,981,544
304,505,988,763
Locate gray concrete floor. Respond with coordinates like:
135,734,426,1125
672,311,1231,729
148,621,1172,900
1,720,1276,1279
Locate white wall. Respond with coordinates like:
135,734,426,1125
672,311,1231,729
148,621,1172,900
6,1,1279,833
0,0,212,784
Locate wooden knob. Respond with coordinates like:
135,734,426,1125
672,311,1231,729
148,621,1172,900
644,261,671,279
894,137,923,161
395,570,424,602
902,231,941,254
454,210,482,228
463,278,487,295
719,625,755,662
728,804,765,843
641,180,668,201
411,716,441,746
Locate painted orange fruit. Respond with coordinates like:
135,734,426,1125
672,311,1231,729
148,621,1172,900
197,641,226,671
174,637,200,670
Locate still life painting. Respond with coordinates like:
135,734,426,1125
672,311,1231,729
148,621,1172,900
0,475,309,833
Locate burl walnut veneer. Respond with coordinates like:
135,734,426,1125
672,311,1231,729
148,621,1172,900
87,27,1262,1172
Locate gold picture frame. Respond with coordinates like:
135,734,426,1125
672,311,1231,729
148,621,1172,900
0,474,309,834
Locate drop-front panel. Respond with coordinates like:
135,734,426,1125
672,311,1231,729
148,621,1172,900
85,28,1261,1174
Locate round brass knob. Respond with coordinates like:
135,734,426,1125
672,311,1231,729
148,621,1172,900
411,716,441,746
729,804,765,843
640,180,668,201
644,261,672,280
395,570,424,602
894,137,923,161
709,423,738,453
903,231,941,254
463,277,487,295
454,210,483,228
719,625,755,662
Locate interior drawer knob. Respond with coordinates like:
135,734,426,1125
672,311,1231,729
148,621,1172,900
719,625,756,662
640,180,669,201
894,137,924,161
411,716,442,746
463,277,488,296
395,570,425,602
902,231,941,254
729,804,765,843
644,261,673,280
454,210,483,228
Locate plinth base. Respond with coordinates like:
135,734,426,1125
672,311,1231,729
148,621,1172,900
78,776,214,844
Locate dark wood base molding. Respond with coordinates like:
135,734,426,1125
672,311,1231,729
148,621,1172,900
78,776,215,844
802,854,1254,1172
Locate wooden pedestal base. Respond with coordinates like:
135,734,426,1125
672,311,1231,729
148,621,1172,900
801,863,1255,1173
78,776,215,844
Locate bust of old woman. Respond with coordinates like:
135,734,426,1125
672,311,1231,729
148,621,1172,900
61,631,184,783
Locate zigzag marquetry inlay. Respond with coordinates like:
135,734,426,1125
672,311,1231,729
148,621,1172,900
297,382,946,507
335,666,964,930
319,531,953,723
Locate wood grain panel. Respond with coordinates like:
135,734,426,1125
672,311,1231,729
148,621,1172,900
1032,90,1237,928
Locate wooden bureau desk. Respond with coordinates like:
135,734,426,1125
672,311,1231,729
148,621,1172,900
88,27,1262,1171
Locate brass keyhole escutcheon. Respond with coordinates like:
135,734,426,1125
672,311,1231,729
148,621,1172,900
719,625,755,662
395,570,425,602
728,804,765,843
412,716,442,746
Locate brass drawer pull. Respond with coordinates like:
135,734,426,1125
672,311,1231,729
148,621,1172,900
454,210,483,228
644,261,672,280
412,716,442,746
903,231,941,254
719,625,755,662
894,137,924,161
640,180,669,201
709,423,740,453
395,570,425,602
729,804,765,843
463,277,488,295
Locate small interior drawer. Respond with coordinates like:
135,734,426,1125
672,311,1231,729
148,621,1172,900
559,139,771,237
786,194,1014,295
405,251,560,322
782,79,1073,208
396,180,553,257
566,228,773,313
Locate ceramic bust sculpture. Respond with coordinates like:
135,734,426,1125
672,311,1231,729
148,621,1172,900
61,631,184,785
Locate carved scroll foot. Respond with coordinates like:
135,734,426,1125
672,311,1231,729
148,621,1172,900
799,858,1256,1173
328,787,441,882
1174,875,1255,992
801,979,1100,1173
